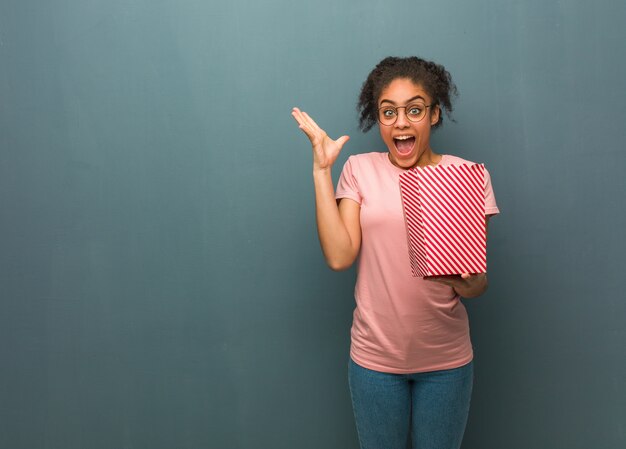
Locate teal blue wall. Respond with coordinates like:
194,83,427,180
1,1,624,448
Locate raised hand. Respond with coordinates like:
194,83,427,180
292,107,350,171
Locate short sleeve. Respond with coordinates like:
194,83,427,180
484,168,500,216
335,156,362,204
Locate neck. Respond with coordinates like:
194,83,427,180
412,148,441,168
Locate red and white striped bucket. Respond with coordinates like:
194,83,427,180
399,164,487,277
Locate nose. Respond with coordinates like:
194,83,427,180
394,108,410,128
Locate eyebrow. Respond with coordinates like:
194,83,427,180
379,95,426,106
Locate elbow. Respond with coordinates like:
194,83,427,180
321,245,358,272
327,260,352,272
326,256,355,272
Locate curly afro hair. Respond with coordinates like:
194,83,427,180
357,56,458,132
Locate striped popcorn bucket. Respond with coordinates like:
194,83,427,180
399,164,487,277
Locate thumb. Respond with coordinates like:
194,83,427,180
336,135,350,149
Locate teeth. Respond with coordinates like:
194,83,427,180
394,136,413,140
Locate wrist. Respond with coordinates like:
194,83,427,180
313,167,331,177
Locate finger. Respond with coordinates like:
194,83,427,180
291,110,305,128
293,110,322,140
291,109,318,140
301,111,323,133
292,108,314,127
461,273,471,279
336,135,350,149
291,108,309,127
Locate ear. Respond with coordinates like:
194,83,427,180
430,105,441,126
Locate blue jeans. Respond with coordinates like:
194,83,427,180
348,358,473,449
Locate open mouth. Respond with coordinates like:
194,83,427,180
394,136,416,156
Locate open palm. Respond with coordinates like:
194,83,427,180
292,107,350,171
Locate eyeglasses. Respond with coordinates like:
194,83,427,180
377,103,432,126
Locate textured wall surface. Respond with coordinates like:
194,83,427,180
1,1,624,448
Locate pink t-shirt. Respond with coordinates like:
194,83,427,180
335,152,499,374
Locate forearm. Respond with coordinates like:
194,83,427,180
313,169,358,271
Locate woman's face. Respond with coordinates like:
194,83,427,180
377,78,440,169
